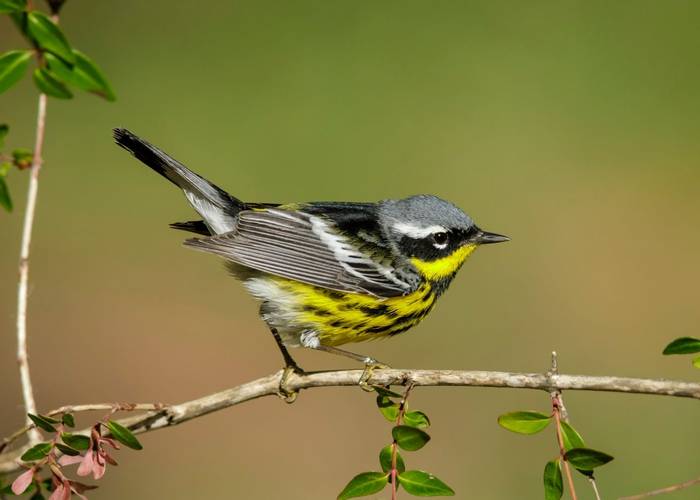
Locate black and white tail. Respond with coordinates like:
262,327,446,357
113,128,243,235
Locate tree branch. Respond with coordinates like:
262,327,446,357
1,368,699,474
618,476,700,500
15,92,48,447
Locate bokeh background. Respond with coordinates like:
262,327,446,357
2,1,700,498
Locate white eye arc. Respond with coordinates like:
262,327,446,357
432,231,449,249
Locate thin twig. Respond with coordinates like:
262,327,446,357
553,394,577,500
390,382,415,500
618,476,700,500
16,91,48,447
549,353,602,500
1,368,700,474
589,478,602,500
549,353,577,500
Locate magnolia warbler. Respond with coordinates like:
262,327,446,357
114,129,509,391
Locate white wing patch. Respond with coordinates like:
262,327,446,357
184,191,237,234
309,217,408,291
185,209,413,297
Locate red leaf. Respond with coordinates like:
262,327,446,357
76,450,93,477
48,482,71,500
101,437,120,450
69,480,98,494
11,467,35,495
92,458,106,480
58,455,83,466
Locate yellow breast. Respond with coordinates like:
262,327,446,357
248,244,478,347
270,278,437,346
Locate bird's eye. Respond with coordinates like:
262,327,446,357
432,232,448,248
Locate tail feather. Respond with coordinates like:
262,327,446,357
114,128,242,234
169,220,211,236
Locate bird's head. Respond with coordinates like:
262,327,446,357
379,194,509,282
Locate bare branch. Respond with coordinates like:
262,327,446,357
15,92,48,447
618,476,700,499
1,368,700,474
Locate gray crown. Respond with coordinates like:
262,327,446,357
378,194,474,232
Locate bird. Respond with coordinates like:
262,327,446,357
113,128,509,396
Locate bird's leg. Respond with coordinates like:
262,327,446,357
269,327,304,403
312,345,390,391
270,326,303,371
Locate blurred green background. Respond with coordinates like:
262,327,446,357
2,1,700,498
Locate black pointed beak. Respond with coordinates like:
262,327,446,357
473,229,510,245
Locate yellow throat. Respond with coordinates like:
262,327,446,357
410,243,478,281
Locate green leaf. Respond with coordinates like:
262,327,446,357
28,414,57,433
392,425,431,452
45,50,116,101
663,337,700,355
0,176,11,211
33,67,72,99
693,356,700,369
106,420,142,450
560,421,585,451
20,442,52,461
61,413,75,427
71,50,115,101
29,490,45,500
404,410,430,429
398,470,455,496
379,445,405,473
337,472,388,499
55,443,80,456
564,448,614,470
26,11,74,63
372,386,403,398
61,433,90,451
0,0,25,14
12,148,32,168
41,478,54,491
377,395,399,422
0,50,32,94
497,411,552,435
543,460,563,500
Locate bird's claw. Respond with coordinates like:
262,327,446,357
277,364,304,403
359,358,390,391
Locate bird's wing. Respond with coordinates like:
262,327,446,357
184,208,413,297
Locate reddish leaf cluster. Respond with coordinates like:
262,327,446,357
9,413,142,499
59,425,119,480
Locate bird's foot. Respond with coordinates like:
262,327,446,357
359,358,390,391
277,363,305,404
